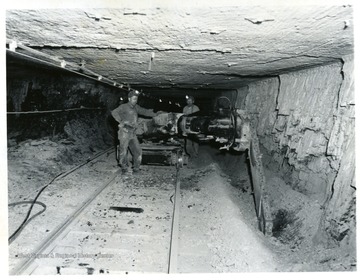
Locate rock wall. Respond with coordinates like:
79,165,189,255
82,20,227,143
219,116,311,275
238,55,355,247
7,71,124,147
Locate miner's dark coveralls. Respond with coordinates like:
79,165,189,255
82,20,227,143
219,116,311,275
111,91,156,173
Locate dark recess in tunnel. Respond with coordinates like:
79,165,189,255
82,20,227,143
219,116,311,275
5,5,356,273
6,51,229,148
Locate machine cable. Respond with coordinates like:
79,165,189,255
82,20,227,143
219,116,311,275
8,147,114,244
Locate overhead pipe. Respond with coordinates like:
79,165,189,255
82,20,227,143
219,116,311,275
6,39,182,107
6,39,130,91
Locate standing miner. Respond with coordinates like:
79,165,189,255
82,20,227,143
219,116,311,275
111,90,158,174
183,95,200,158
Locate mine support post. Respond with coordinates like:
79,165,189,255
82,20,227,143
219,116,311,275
246,124,273,235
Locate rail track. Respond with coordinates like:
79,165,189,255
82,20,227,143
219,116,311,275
9,148,183,275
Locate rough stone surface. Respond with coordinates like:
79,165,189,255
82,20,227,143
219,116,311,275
6,67,128,146
7,139,355,273
4,2,356,273
241,56,355,251
6,5,354,89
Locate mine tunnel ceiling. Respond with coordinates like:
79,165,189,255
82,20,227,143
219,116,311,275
6,5,353,94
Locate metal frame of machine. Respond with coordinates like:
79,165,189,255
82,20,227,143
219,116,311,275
116,105,272,235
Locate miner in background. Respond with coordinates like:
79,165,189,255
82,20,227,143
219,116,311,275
111,90,159,174
183,95,200,158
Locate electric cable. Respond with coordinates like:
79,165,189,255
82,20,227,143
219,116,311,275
8,171,63,244
8,146,114,244
7,107,105,115
8,201,47,243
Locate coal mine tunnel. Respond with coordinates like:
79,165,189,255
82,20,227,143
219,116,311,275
3,1,356,275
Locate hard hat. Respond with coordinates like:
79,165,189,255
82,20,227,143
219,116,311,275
128,90,140,98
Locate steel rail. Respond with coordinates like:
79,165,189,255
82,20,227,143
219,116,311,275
168,167,181,273
10,152,182,275
10,151,120,275
8,147,115,244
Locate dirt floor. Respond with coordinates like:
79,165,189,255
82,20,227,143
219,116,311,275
5,137,357,274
